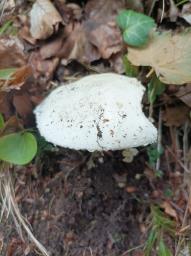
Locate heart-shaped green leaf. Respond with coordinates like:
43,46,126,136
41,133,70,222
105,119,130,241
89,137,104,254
0,132,37,165
117,10,156,47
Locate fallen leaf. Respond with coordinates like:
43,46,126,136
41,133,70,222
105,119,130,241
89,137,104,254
30,0,62,40
169,0,179,22
59,22,100,63
30,52,59,81
0,65,32,92
59,0,124,64
128,30,191,84
161,201,178,220
163,105,190,127
39,36,63,59
0,92,12,120
180,3,191,25
13,92,33,121
84,0,123,59
175,84,191,108
0,36,25,68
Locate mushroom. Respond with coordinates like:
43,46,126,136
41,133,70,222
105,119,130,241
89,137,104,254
34,73,157,151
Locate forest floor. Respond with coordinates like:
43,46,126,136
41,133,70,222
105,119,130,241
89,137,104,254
0,0,191,256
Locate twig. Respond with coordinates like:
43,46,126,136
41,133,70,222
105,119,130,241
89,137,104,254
160,0,165,23
156,108,162,171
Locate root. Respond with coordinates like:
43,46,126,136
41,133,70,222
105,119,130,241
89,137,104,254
0,163,49,256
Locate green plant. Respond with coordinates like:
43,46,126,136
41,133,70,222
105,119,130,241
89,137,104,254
123,54,138,77
0,68,17,80
0,114,37,165
0,20,17,36
147,144,163,169
147,75,165,104
116,10,156,47
144,206,175,256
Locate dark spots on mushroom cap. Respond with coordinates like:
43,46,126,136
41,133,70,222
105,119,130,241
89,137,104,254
80,125,83,128
96,124,102,139
110,130,114,137
122,114,127,119
103,119,109,123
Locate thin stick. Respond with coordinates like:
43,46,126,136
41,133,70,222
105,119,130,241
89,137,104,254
156,108,162,171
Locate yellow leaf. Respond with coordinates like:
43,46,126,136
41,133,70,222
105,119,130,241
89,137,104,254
128,30,191,84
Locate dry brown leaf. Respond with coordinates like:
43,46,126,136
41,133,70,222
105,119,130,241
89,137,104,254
59,0,124,64
0,66,32,92
60,22,100,63
128,30,191,84
30,0,62,40
13,92,33,122
161,201,178,220
181,3,191,25
0,92,12,119
0,36,25,68
30,52,59,80
175,84,191,108
163,105,190,127
84,0,123,59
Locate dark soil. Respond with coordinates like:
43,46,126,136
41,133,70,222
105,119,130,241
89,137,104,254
0,149,154,256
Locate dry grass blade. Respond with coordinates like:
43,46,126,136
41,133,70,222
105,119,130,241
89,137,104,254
0,164,50,256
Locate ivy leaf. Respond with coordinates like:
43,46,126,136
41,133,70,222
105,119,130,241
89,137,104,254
0,132,37,165
128,30,191,84
117,10,156,47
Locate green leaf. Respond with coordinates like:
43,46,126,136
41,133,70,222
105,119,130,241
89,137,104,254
0,114,5,129
123,55,138,77
0,68,17,80
117,10,156,47
144,229,157,256
158,239,172,256
0,132,37,165
148,75,165,104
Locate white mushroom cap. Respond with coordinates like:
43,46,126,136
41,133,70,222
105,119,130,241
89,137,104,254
34,73,157,151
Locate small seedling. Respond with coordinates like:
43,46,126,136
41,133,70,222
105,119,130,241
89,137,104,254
0,114,37,165
147,144,163,169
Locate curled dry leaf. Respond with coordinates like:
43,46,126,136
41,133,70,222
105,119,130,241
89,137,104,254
59,0,124,64
0,65,32,92
30,0,62,40
180,3,191,25
128,30,191,84
163,105,190,127
175,84,191,108
0,36,25,68
60,22,100,63
161,201,178,221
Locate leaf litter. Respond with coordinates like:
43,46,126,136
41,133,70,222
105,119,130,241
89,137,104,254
0,0,191,256
128,30,191,84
